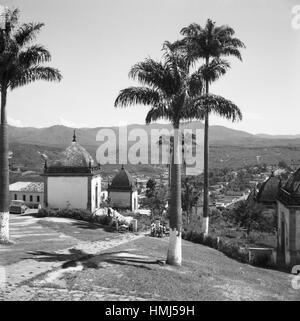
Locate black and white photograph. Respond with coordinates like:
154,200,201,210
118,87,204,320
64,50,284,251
0,0,300,306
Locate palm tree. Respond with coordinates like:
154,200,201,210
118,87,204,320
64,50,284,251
0,8,62,243
180,19,245,236
115,41,197,265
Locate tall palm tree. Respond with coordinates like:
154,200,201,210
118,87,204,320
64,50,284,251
115,41,197,265
180,19,245,236
0,8,62,243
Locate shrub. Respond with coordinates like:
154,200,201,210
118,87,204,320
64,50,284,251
37,207,112,226
183,230,249,263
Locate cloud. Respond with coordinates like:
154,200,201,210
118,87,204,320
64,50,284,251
59,117,87,128
8,117,24,127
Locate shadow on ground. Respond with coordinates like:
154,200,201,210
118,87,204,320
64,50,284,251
70,221,116,233
26,249,163,271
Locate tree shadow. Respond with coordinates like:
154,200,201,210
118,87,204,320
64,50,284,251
27,249,163,271
70,220,115,233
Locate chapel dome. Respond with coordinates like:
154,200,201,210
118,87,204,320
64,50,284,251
51,131,94,168
256,173,280,204
109,166,136,191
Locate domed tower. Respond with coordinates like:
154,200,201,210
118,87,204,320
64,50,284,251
256,172,280,207
277,168,300,266
108,165,138,211
42,131,101,212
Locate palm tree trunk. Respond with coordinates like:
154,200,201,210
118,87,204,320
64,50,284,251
202,57,210,236
166,124,182,266
0,87,9,243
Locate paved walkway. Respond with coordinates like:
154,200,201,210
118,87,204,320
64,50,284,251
0,214,146,300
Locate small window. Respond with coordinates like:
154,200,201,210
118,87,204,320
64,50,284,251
37,196,40,203
14,194,17,200
23,195,26,201
30,195,33,202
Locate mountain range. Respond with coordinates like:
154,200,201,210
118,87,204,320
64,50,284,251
8,122,300,148
7,122,300,173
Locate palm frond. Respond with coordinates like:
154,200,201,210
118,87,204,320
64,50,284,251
180,20,245,61
114,87,161,108
220,47,243,61
10,66,62,89
180,23,202,37
14,23,44,47
194,94,242,122
19,45,51,68
145,105,171,124
198,58,230,83
4,8,19,33
129,58,175,96
187,71,204,97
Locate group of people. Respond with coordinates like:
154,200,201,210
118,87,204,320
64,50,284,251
151,219,167,237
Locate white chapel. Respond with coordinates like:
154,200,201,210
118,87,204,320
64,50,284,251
42,131,101,212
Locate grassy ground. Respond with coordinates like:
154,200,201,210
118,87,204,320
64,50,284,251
27,235,300,301
2,214,299,300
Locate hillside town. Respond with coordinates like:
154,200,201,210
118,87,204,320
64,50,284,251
1,1,300,304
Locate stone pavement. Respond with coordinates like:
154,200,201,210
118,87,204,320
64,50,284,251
0,214,147,301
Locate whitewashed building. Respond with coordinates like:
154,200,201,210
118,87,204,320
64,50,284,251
9,181,44,208
277,168,300,266
108,166,138,211
42,132,101,212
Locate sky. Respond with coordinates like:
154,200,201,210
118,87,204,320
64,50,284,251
1,0,300,134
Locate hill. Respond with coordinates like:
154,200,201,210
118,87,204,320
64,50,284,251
7,123,300,176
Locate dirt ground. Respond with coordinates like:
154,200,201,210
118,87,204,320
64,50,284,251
1,214,300,301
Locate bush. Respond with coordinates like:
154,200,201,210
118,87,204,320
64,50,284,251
182,230,249,263
37,208,111,226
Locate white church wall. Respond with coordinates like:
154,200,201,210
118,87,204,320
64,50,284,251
91,175,101,212
48,176,88,209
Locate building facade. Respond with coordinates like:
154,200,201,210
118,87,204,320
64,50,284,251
277,168,300,266
42,132,101,212
9,182,44,208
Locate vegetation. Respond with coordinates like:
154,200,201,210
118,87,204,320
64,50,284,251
182,206,276,267
177,19,245,235
115,41,196,265
229,200,275,236
0,8,61,243
144,179,169,220
181,176,201,224
114,18,246,263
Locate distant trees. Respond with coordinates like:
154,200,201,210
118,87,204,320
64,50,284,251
230,200,274,236
0,8,62,243
145,178,156,199
278,160,289,169
144,178,168,220
181,177,201,224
